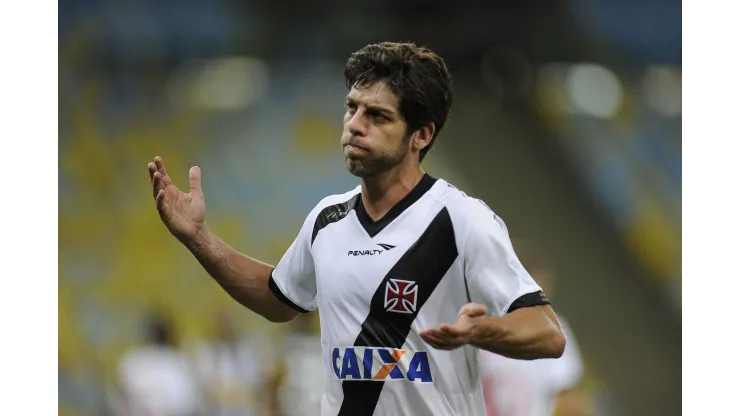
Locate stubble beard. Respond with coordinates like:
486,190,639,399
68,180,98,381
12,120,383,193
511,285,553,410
345,136,411,178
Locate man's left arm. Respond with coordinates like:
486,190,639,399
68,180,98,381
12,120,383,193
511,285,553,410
421,301,565,359
469,303,565,360
421,200,565,359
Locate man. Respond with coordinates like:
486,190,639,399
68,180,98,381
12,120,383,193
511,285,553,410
189,312,272,416
148,41,565,416
112,312,203,416
268,312,324,416
479,244,594,416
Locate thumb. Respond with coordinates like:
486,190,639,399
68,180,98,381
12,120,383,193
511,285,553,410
459,303,487,318
189,166,203,195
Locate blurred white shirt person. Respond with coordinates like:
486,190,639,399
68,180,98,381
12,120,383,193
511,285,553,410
479,246,594,416
114,313,203,416
272,313,323,416
480,318,588,416
190,313,273,416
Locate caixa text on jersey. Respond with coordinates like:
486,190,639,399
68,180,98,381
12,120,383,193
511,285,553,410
332,347,433,383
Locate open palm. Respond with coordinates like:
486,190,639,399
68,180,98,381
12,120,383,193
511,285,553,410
147,156,205,243
420,303,488,350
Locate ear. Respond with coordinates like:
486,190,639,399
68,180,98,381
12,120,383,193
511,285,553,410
411,122,436,153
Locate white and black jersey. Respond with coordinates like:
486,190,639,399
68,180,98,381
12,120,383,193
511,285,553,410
269,174,550,416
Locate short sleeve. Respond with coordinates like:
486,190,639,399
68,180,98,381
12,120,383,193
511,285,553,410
462,200,547,317
268,208,320,313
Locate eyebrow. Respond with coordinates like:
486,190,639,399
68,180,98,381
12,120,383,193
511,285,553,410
346,96,398,116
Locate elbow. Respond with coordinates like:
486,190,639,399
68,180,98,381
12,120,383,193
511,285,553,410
235,302,297,323
265,313,295,323
262,308,300,323
546,329,567,359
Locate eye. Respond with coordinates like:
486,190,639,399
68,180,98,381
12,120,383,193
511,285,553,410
371,113,389,123
345,103,357,114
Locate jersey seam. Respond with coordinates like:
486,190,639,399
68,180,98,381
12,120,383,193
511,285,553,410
303,190,360,309
434,184,476,305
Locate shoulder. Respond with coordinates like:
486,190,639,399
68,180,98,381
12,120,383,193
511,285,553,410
305,185,361,221
298,186,361,241
432,178,507,233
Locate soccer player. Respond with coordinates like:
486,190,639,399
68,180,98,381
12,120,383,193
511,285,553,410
148,41,566,416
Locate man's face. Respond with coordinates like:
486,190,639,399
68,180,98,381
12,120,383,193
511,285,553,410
341,81,412,178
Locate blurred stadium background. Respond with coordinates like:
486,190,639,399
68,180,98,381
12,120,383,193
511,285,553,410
59,0,681,415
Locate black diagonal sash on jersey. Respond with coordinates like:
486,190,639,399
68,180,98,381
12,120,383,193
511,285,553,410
337,207,459,416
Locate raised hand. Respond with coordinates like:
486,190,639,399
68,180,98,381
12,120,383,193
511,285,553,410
147,156,206,243
420,303,488,350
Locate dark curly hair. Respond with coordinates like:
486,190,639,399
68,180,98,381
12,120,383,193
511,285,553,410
344,42,454,162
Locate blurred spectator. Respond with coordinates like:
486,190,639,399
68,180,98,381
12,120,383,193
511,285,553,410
268,312,323,416
479,244,595,416
111,311,203,416
190,312,273,416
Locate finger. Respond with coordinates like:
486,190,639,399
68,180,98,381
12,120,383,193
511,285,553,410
459,303,487,316
189,166,202,195
422,329,456,345
424,334,457,350
440,324,466,337
154,156,172,185
420,328,438,338
420,332,446,348
459,303,487,318
154,156,167,175
148,162,157,181
156,189,167,213
420,328,447,338
420,328,442,340
152,171,164,199
439,330,467,347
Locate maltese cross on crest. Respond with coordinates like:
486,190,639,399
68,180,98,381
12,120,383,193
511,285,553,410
384,279,418,314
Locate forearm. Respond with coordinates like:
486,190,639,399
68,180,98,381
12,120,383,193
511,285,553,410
184,226,297,322
470,306,565,359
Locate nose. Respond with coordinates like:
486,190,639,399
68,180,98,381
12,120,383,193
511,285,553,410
347,110,367,137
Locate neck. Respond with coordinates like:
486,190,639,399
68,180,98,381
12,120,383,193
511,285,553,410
360,162,425,221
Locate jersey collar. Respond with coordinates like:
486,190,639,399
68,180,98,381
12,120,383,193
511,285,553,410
354,173,438,238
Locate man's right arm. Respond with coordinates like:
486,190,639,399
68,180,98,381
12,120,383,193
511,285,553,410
148,158,313,322
185,226,299,323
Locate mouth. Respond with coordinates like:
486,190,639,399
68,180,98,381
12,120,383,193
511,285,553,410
344,142,370,154
345,143,367,151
